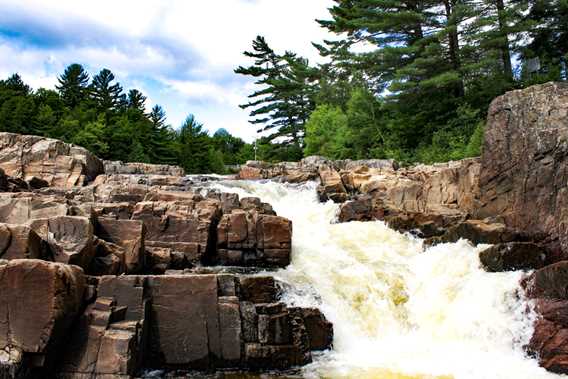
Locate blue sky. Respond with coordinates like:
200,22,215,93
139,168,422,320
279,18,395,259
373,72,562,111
0,0,335,142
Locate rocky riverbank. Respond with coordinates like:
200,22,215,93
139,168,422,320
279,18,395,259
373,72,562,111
0,133,332,378
238,82,568,374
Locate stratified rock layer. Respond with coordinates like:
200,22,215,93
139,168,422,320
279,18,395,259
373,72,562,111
0,132,331,378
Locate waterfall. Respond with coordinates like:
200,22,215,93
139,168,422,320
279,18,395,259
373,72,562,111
208,180,561,379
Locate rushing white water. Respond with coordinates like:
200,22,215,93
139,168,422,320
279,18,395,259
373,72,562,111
208,179,563,379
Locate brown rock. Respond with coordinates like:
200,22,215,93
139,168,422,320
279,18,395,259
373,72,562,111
477,82,568,254
95,218,145,274
239,276,277,303
0,224,46,261
218,296,242,366
426,219,530,246
479,242,547,272
299,308,333,351
30,216,95,269
0,260,85,371
526,261,568,299
103,161,184,176
90,238,124,275
0,132,103,187
147,275,221,368
317,168,347,203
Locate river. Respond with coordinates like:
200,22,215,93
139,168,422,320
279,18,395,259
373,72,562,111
207,179,562,379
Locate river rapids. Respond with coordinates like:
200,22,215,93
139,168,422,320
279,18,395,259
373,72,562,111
208,179,562,379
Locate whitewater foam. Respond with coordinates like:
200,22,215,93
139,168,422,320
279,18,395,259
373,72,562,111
208,180,562,379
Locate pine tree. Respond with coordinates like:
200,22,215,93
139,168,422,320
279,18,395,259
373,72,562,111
235,36,317,149
176,115,211,174
56,64,90,108
127,89,147,114
90,69,125,113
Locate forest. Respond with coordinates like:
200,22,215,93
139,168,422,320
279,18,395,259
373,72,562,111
0,0,566,172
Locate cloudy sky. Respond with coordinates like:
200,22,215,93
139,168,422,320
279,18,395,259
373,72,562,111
0,0,336,141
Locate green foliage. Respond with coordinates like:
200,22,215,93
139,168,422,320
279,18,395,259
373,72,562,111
234,0,566,164
71,115,109,157
304,105,349,159
0,66,256,174
236,36,317,148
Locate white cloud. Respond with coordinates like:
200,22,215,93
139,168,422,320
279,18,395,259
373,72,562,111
0,0,337,141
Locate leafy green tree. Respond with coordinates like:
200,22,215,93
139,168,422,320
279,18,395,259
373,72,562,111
304,104,349,159
56,64,90,108
71,115,109,157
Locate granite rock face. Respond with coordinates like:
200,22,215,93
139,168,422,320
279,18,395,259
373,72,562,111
477,82,568,255
56,274,332,377
0,132,103,188
0,133,331,378
0,259,86,376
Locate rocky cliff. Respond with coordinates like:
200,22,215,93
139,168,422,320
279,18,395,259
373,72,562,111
0,135,333,378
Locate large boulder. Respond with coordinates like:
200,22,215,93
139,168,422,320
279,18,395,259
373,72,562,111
0,260,85,375
29,216,95,269
479,242,548,272
216,211,292,267
476,82,568,255
131,199,221,266
0,132,103,188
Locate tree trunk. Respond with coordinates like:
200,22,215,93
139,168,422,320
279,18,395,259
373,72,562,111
443,0,465,97
495,0,514,82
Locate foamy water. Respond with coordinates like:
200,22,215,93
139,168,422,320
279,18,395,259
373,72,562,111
208,180,562,379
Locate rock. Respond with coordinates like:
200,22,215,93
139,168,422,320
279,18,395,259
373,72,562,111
131,199,221,265
526,261,568,299
476,82,568,255
0,260,85,374
527,318,568,374
425,219,531,246
0,168,7,191
0,193,70,224
479,242,547,272
298,308,333,351
103,161,184,176
30,216,95,269
90,238,124,275
95,218,145,274
317,168,348,203
216,211,292,267
147,275,221,368
0,132,103,187
59,276,148,378
239,276,277,303
0,224,47,261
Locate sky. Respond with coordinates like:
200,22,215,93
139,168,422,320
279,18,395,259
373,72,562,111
0,0,336,142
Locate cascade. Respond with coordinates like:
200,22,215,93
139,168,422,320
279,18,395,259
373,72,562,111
208,179,560,379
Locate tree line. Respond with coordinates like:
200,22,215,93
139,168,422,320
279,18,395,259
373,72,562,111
236,0,567,163
0,65,254,173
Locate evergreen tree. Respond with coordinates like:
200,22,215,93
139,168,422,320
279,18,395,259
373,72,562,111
127,89,147,114
177,115,212,174
56,64,90,108
90,69,125,113
236,36,317,151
